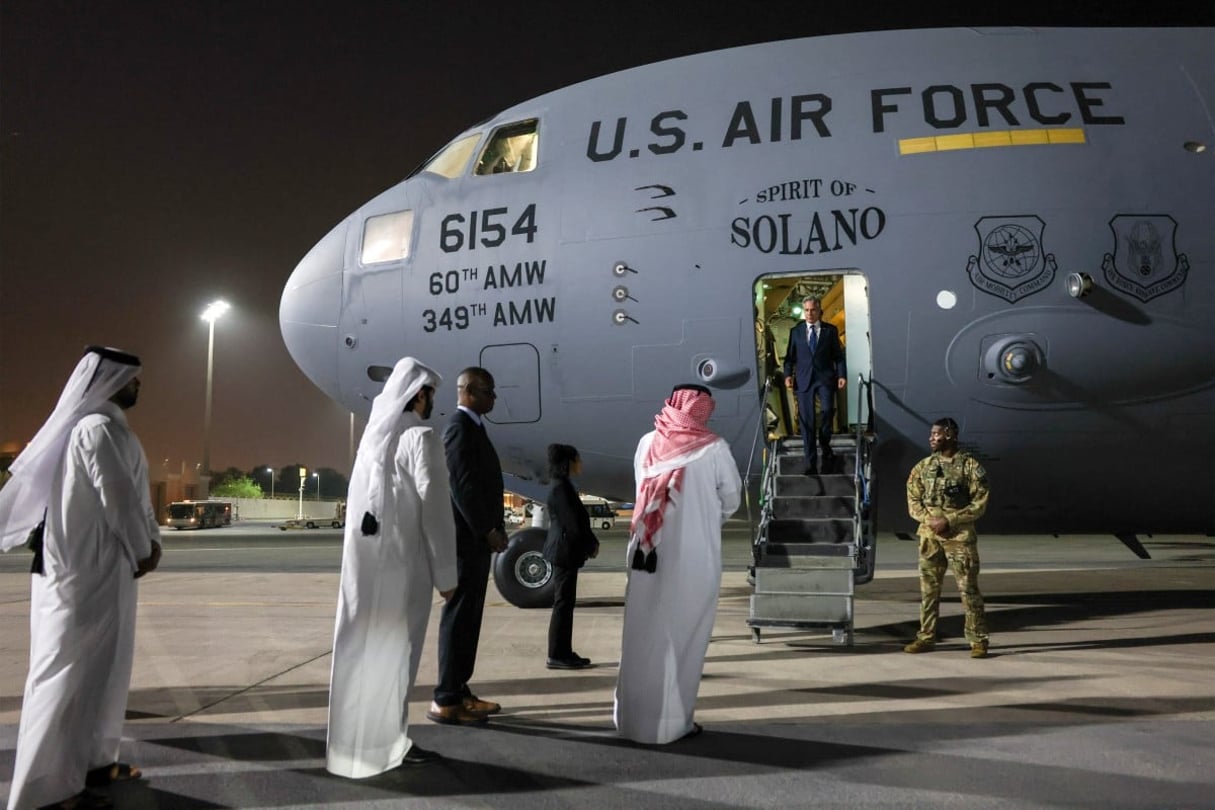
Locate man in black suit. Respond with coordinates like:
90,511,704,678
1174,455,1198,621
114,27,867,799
783,296,847,474
427,367,509,725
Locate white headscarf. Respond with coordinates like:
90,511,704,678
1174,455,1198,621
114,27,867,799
0,346,142,551
350,357,442,530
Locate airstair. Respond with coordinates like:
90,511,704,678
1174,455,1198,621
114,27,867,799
747,375,876,645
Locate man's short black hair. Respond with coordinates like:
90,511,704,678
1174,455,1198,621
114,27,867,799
932,417,959,437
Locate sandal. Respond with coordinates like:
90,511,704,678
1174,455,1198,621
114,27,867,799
84,762,143,787
38,790,113,809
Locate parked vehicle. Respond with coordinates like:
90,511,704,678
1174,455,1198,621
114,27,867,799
280,501,345,530
168,500,232,530
279,518,321,531
581,497,618,530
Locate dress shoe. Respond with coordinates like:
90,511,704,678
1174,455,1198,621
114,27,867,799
426,701,487,726
400,744,442,765
803,463,817,476
903,638,935,654
680,722,703,740
546,655,591,669
462,695,501,715
970,640,989,659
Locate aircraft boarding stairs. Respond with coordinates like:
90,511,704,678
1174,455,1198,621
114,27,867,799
748,425,875,646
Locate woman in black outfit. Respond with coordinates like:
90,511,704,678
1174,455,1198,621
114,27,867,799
542,444,600,669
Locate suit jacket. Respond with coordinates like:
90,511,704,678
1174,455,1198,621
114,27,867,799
442,409,505,557
783,320,846,393
542,477,599,569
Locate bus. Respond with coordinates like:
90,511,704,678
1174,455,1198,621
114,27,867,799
580,497,618,530
167,500,232,530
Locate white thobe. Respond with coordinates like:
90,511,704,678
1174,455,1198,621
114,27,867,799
327,413,458,778
8,403,159,810
614,434,742,744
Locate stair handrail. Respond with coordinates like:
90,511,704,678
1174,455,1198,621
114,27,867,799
745,376,778,564
853,373,871,502
743,376,772,498
852,371,874,571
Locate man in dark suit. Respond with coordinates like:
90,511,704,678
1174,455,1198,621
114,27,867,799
427,367,509,725
783,296,847,474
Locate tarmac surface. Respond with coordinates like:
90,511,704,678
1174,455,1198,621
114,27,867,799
1,529,1212,808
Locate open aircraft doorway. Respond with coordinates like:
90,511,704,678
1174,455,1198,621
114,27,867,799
753,271,873,447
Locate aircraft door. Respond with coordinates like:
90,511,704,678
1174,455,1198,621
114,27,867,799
754,271,873,438
481,342,541,424
842,274,872,425
337,206,416,410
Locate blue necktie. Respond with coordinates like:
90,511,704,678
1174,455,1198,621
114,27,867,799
808,325,818,353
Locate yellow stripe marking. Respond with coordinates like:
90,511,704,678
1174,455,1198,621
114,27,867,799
899,127,1086,155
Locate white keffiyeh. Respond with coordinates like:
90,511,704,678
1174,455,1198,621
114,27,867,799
0,346,140,552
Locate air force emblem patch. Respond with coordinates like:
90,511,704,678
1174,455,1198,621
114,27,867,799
966,215,1056,303
1101,215,1189,302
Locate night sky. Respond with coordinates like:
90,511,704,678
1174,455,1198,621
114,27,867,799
2,1,1209,480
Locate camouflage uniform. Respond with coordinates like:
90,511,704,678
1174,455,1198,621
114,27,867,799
906,451,990,644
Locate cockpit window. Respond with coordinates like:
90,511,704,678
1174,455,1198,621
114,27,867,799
360,210,414,265
420,133,481,179
474,120,538,176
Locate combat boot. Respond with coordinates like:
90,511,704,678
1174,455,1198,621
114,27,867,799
970,640,989,659
903,638,935,654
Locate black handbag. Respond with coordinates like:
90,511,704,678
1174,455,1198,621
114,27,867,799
26,513,46,575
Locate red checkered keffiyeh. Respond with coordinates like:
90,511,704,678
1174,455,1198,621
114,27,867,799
629,388,716,570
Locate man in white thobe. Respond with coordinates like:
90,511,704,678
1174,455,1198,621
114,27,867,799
614,384,741,745
326,357,458,777
0,346,162,810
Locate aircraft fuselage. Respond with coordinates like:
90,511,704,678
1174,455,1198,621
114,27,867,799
281,27,1215,534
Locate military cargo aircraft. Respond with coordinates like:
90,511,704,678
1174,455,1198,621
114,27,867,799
280,27,1214,605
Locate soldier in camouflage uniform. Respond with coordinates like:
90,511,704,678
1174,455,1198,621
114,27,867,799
904,417,991,658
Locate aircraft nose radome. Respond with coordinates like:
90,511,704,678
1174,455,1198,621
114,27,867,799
279,221,346,400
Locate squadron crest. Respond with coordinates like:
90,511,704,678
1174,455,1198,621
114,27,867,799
1101,214,1189,302
966,215,1056,303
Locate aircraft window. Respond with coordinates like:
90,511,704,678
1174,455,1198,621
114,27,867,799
360,210,414,265
475,119,538,176
421,133,481,179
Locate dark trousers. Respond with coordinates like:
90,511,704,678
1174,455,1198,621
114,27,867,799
434,547,491,706
547,563,580,659
795,380,836,463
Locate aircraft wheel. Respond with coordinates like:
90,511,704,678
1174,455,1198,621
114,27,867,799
492,527,555,609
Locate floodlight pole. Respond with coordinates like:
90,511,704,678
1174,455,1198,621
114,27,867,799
199,300,230,476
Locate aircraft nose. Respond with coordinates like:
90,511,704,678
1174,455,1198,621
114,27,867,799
279,220,346,401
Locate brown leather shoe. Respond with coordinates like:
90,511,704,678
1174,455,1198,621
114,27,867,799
462,695,501,715
426,701,488,726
